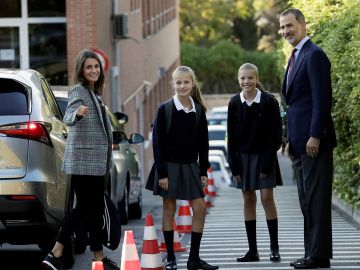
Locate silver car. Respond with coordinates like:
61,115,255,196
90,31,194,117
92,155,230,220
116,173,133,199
0,69,72,253
54,91,144,225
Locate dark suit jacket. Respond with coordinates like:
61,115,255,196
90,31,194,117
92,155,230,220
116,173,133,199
282,39,336,156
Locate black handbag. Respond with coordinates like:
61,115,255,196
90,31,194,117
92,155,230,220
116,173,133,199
102,193,121,250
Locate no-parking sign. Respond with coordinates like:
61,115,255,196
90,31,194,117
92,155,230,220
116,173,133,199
91,48,109,73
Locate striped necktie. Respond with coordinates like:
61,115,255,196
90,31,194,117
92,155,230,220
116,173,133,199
287,48,297,87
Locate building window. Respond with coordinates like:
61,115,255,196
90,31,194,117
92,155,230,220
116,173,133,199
29,24,67,85
28,0,65,17
142,0,176,38
0,1,21,18
0,0,66,85
0,27,20,68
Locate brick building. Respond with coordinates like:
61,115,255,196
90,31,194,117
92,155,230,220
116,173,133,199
0,0,180,181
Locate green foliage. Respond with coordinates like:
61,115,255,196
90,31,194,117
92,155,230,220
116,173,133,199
181,40,280,94
288,0,360,208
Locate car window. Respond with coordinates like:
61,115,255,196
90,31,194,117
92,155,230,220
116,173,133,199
0,79,29,115
208,130,226,140
41,78,63,119
210,161,221,171
56,97,68,116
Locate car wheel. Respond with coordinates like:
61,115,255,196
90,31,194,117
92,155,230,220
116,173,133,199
129,191,142,219
118,186,129,225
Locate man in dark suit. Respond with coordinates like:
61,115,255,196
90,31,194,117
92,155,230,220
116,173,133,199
279,8,337,269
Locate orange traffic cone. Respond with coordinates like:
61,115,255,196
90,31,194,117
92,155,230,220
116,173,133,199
207,168,217,197
121,230,141,270
141,214,164,270
176,200,192,233
92,261,104,270
172,220,187,252
204,187,212,208
159,220,187,252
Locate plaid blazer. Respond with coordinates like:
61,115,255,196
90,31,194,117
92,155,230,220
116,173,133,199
61,84,113,176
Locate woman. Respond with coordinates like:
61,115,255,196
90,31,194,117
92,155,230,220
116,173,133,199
227,63,283,263
42,49,119,270
148,66,218,270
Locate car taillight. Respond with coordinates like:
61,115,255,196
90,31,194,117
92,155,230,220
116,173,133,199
10,195,37,201
0,121,52,146
112,144,120,150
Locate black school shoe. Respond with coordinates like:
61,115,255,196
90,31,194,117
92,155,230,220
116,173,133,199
293,257,330,269
102,257,120,270
165,260,177,270
42,252,64,270
187,259,219,270
270,249,281,262
236,250,260,262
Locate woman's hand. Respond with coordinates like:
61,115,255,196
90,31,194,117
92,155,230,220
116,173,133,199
234,175,241,182
201,176,208,188
159,178,169,191
76,105,89,117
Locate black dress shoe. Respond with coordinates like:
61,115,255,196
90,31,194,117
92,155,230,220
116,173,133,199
290,257,306,267
236,251,260,262
294,257,330,269
165,260,177,270
270,249,281,262
187,259,219,270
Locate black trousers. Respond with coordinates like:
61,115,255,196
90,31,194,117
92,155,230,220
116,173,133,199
57,174,105,252
293,151,333,259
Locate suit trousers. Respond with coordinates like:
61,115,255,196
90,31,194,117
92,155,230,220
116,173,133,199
57,174,105,252
292,151,333,259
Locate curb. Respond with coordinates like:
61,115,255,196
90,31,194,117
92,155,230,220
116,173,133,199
332,193,360,226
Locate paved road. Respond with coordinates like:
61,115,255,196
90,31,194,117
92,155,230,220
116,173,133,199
1,154,360,270
172,154,360,269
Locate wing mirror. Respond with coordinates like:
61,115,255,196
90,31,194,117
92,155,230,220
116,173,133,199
129,133,144,144
113,112,128,125
113,131,126,144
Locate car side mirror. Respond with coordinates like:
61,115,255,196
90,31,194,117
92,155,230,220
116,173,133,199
129,133,144,144
113,131,126,144
113,112,128,125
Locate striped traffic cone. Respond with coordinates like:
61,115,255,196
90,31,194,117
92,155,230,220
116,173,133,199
121,230,141,270
141,214,164,270
92,261,104,270
207,168,217,197
176,200,192,233
159,220,187,252
172,220,187,252
204,187,212,208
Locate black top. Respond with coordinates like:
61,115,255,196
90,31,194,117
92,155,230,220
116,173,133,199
227,92,282,176
152,101,209,179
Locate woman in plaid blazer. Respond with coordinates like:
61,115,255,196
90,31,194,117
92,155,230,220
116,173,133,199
42,49,119,270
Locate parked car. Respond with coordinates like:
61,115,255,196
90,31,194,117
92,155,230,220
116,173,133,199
53,91,144,225
209,140,228,161
207,114,227,127
0,69,75,265
208,106,228,118
208,155,231,187
208,125,227,141
209,149,231,175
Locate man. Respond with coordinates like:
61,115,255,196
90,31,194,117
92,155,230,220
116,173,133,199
279,8,337,269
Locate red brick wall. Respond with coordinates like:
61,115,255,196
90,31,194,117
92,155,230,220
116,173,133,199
66,0,98,84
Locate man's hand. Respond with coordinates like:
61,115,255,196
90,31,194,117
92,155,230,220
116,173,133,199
306,137,320,158
234,175,241,182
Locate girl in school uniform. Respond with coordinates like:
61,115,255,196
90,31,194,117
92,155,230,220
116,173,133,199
227,63,283,263
148,66,218,270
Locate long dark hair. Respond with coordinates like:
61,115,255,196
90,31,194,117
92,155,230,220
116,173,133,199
73,49,105,94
